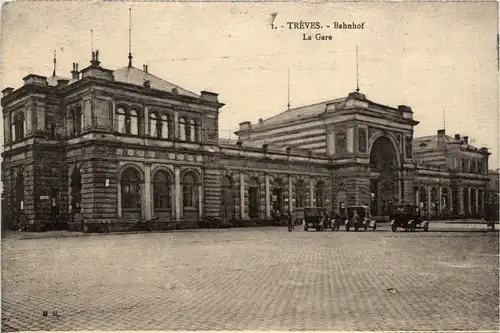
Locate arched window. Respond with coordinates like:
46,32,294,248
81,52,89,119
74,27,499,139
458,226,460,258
67,109,75,136
221,176,236,218
117,107,127,134
189,119,197,143
179,117,187,141
296,180,306,208
153,170,171,210
12,112,25,142
129,109,139,135
149,112,158,137
248,178,260,219
182,172,197,208
316,181,325,207
121,168,141,209
160,114,169,139
74,107,82,135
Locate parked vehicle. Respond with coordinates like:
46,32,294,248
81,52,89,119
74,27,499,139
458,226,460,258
484,202,499,231
303,207,331,231
344,206,377,231
390,204,429,232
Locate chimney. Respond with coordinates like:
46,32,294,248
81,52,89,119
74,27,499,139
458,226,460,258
90,50,101,67
437,129,445,135
200,91,219,102
454,134,460,140
71,63,80,80
258,118,264,124
143,64,148,73
463,136,469,144
2,87,14,97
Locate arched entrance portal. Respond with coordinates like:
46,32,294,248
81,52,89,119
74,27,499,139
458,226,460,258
369,136,400,216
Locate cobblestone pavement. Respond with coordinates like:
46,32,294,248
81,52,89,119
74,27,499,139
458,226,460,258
2,227,499,331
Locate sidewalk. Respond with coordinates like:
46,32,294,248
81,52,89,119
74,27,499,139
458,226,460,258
1,220,497,240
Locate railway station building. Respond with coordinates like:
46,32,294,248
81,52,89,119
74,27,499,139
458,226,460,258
1,52,494,231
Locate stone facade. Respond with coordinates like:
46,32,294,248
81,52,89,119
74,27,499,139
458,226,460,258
1,53,494,231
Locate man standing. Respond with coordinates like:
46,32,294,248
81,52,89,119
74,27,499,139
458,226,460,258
287,212,293,232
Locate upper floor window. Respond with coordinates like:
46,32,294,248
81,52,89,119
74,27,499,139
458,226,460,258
149,112,158,137
68,107,82,137
179,117,187,141
11,111,25,142
117,106,140,136
189,119,197,143
160,114,169,139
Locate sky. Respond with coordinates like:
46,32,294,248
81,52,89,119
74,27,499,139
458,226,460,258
1,1,499,167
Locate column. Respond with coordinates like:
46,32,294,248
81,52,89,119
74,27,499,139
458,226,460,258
240,172,245,219
198,183,203,220
174,111,179,139
438,187,443,214
427,185,431,218
288,175,293,213
327,132,335,157
468,187,471,215
144,164,152,219
474,188,478,215
449,187,453,213
265,174,270,218
174,166,181,220
415,188,419,206
144,106,149,136
397,171,402,202
346,127,354,154
309,179,315,206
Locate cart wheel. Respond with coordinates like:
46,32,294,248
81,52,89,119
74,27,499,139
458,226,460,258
391,224,397,232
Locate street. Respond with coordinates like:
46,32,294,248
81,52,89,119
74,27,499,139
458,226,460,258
2,226,499,331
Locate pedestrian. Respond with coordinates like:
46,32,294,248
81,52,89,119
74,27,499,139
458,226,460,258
287,212,293,232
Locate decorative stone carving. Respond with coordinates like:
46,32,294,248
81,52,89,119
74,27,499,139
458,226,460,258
336,131,346,156
358,127,367,153
405,135,413,158
368,127,377,138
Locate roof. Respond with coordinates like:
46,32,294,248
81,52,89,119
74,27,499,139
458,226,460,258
252,97,346,128
218,138,320,156
112,66,199,98
46,75,72,86
413,133,488,153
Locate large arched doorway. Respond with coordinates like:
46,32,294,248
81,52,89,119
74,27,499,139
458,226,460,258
153,170,172,220
248,178,260,219
272,178,284,213
463,188,470,216
121,168,142,221
181,171,199,219
369,136,399,216
221,176,236,219
316,181,325,208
